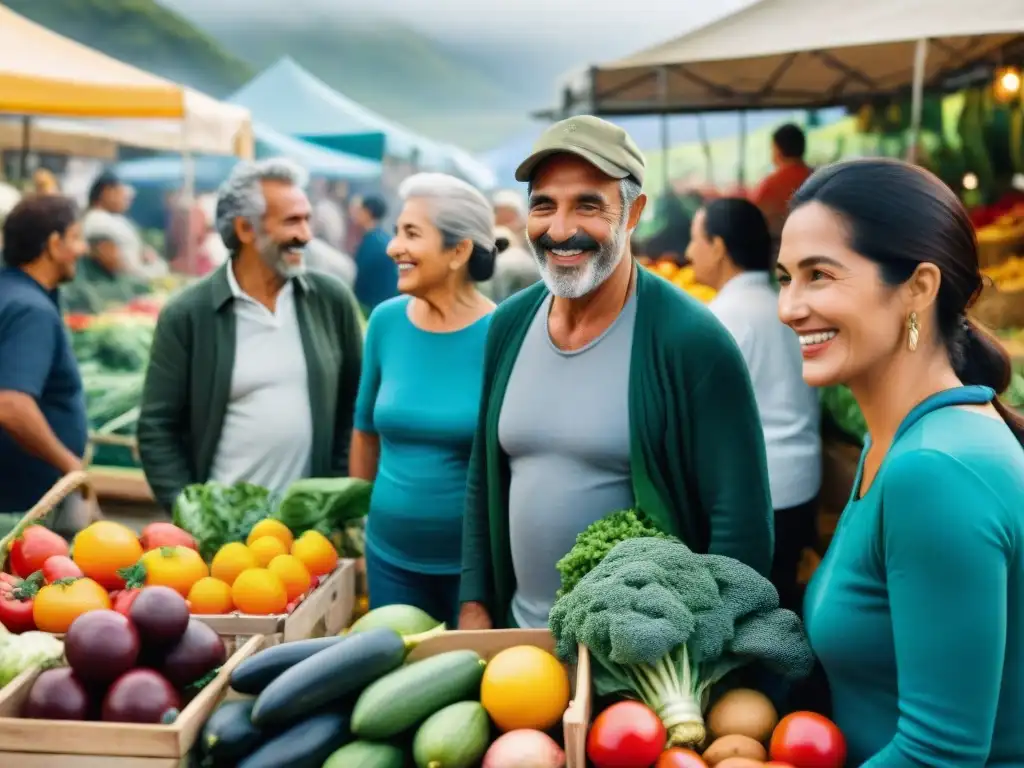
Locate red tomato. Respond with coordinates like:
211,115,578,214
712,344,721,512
139,522,198,552
41,555,83,584
587,701,666,768
770,711,847,768
10,526,69,579
657,747,708,767
111,587,141,617
0,593,36,633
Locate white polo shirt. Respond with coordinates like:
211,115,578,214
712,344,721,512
709,271,821,509
208,265,314,495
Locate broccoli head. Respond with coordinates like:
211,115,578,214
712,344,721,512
555,508,672,598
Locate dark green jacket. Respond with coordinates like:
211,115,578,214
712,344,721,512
459,265,774,625
137,264,363,511
63,257,151,314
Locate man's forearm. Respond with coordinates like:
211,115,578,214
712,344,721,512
0,392,81,475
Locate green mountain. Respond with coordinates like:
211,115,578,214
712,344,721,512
3,0,252,98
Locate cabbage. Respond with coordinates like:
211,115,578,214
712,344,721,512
0,628,65,687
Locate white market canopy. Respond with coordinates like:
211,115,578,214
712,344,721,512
563,0,1024,115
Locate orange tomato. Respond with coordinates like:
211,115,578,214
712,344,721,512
248,536,288,567
290,531,338,576
33,577,112,633
72,521,144,590
187,577,234,614
246,519,294,549
267,554,312,601
210,542,258,586
140,546,209,597
231,568,288,615
481,645,570,732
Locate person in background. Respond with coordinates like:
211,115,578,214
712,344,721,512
459,116,773,631
687,197,821,613
751,123,812,245
32,169,60,196
484,190,539,302
349,173,496,626
137,158,364,511
492,189,527,244
0,196,96,537
779,159,1024,766
352,194,398,313
309,177,346,251
82,171,167,280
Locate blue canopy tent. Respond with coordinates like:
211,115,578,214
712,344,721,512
229,58,448,168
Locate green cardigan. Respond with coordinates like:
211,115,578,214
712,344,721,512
137,264,364,511
459,266,774,625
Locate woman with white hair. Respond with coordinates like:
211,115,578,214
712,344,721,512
349,172,497,624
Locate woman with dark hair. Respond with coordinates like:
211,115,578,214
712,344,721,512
687,198,821,615
349,173,496,626
777,158,1024,767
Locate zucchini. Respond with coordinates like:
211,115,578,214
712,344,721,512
323,740,406,768
413,701,490,768
201,700,267,764
251,627,407,727
348,604,444,636
352,649,486,740
230,636,345,694
237,711,351,768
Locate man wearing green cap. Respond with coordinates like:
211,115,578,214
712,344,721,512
458,115,774,630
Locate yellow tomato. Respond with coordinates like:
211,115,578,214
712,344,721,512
231,568,288,615
140,546,209,597
481,645,570,732
267,554,312,601
211,542,258,586
33,577,112,634
246,519,294,549
290,531,338,577
248,536,288,567
188,577,234,614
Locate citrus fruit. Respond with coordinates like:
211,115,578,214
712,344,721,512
231,568,288,615
72,521,144,590
481,645,571,732
140,545,209,597
246,519,294,549
188,577,234,614
290,530,338,576
211,542,258,586
249,536,288,567
267,554,312,601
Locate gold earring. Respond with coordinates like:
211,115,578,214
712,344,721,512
907,311,919,352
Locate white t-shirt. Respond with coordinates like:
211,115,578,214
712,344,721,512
709,271,821,509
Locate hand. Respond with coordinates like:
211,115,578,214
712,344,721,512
458,601,493,630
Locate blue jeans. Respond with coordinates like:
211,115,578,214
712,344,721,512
364,546,461,628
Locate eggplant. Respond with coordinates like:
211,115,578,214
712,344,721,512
23,668,90,720
65,610,140,684
160,619,226,688
102,669,181,723
129,586,190,648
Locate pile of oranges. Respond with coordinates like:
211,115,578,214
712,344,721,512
188,520,339,616
637,258,718,304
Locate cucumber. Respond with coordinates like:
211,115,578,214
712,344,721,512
201,700,267,764
413,701,490,768
237,711,351,768
230,636,345,694
323,740,406,768
352,649,486,740
251,627,407,727
349,604,444,636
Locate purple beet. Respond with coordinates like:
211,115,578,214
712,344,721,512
129,586,190,649
160,619,227,688
101,669,181,724
23,667,90,720
65,610,140,684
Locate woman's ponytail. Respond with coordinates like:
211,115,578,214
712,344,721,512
956,318,1024,445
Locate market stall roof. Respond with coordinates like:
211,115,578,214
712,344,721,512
229,57,447,166
557,0,1024,116
442,144,498,190
0,5,252,155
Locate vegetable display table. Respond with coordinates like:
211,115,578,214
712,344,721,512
192,559,356,653
0,635,263,767
407,628,592,768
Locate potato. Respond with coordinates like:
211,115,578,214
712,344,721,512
701,734,768,766
715,759,766,768
706,688,778,743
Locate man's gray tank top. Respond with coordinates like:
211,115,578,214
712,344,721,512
498,290,638,628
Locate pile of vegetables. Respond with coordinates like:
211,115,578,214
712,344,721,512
195,604,571,768
20,585,226,724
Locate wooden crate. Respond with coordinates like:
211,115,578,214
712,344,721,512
87,466,155,504
407,629,592,768
192,559,356,652
0,635,263,767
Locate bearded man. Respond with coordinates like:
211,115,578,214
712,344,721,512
458,116,774,630
138,159,364,511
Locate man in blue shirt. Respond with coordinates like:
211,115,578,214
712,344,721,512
0,196,89,519
352,195,398,312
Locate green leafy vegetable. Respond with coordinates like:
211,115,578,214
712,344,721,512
274,477,371,537
172,482,275,561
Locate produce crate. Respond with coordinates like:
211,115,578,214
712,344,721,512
87,465,155,504
0,634,263,767
407,628,592,768
192,559,356,653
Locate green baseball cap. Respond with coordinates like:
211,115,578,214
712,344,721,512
515,115,646,186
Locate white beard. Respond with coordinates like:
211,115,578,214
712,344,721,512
529,224,628,299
